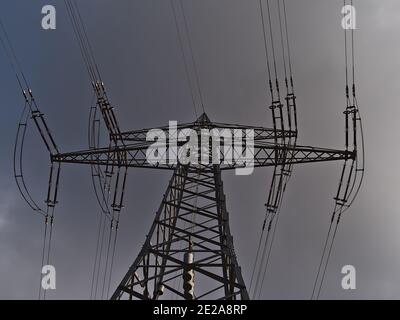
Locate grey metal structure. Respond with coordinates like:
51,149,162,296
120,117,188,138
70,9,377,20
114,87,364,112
111,163,249,300
49,106,356,300
2,0,363,300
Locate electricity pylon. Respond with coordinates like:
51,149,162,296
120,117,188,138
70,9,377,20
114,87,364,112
11,77,357,300
5,0,362,301
49,108,354,300
8,33,358,301
12,81,357,300
110,163,249,300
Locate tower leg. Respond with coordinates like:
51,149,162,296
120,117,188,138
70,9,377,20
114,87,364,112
111,164,249,300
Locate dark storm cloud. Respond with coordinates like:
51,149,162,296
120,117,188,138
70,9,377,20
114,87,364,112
0,0,399,299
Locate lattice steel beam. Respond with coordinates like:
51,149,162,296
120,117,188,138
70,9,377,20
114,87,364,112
51,143,354,170
111,164,249,300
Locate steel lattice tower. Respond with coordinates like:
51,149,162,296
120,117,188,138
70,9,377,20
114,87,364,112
13,85,356,300
3,0,363,300
49,108,354,300
111,161,249,300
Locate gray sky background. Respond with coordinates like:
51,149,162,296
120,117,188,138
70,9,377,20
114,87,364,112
0,0,399,299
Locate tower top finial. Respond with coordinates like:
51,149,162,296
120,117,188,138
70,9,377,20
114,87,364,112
196,112,210,124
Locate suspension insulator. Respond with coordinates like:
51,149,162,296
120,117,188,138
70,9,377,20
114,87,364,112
183,252,195,300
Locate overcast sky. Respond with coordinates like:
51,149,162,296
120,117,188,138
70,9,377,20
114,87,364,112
1,0,400,299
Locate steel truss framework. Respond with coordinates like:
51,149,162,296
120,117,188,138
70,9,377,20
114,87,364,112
51,113,353,171
3,0,363,301
50,109,355,300
111,164,249,300
12,85,357,300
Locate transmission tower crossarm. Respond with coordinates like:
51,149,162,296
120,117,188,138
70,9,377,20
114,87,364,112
50,143,354,170
238,144,355,169
117,124,296,142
